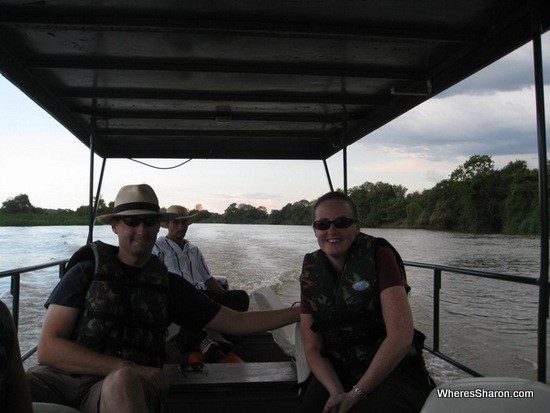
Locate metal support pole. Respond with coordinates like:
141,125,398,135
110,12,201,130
323,159,334,192
10,273,20,330
91,157,107,234
532,21,549,383
87,121,96,244
343,145,348,194
433,269,441,353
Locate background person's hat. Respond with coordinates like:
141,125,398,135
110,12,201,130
96,184,176,224
160,205,200,228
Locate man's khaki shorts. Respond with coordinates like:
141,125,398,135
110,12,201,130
26,365,161,413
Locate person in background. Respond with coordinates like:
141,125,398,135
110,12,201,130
26,184,300,413
0,299,33,413
154,205,250,360
298,191,434,413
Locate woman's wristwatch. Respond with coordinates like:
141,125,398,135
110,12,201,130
352,385,367,399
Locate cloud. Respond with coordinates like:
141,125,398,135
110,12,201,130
425,169,447,185
441,44,540,95
355,33,549,165
362,86,545,160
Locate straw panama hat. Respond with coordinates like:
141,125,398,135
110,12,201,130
96,184,176,224
160,205,200,228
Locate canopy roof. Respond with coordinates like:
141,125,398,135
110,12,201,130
0,0,548,160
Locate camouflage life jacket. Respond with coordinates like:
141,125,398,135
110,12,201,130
67,241,170,367
300,233,424,380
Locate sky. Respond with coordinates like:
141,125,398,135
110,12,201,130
1,34,549,214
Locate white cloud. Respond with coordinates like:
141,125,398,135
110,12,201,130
364,87,543,156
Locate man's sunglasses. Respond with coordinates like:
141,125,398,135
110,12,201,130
312,217,358,231
119,216,160,227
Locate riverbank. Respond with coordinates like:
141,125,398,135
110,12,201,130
0,212,533,236
2,156,545,234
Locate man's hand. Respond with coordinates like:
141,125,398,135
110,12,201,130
130,364,170,399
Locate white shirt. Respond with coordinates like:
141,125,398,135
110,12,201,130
153,236,212,290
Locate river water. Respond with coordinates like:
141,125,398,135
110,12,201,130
0,224,547,383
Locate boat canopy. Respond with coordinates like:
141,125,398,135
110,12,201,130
0,0,548,161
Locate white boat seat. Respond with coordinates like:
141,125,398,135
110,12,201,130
33,402,82,413
294,320,311,386
250,287,311,387
250,287,296,358
420,376,550,413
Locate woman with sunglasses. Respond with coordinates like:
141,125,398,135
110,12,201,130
298,191,434,413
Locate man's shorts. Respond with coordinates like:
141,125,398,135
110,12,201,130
26,365,162,413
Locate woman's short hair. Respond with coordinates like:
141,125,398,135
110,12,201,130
312,191,358,220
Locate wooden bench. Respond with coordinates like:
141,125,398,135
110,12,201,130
163,361,299,413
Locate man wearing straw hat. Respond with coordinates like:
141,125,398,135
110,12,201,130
154,205,250,360
26,184,300,413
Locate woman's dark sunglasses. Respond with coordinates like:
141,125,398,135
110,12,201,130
312,217,358,231
119,216,160,227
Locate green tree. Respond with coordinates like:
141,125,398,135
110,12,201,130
425,180,462,230
448,155,501,232
406,202,422,227
349,182,407,226
1,194,36,213
405,191,425,227
502,161,539,234
223,203,268,223
269,200,312,225
75,197,110,217
224,203,239,223
450,155,495,182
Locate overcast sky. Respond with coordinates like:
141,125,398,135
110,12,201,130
1,34,548,214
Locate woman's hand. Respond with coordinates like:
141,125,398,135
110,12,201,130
322,390,360,413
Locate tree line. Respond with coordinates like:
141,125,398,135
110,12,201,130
0,155,546,234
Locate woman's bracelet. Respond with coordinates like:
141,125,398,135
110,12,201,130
352,384,367,399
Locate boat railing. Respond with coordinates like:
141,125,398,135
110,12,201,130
403,260,543,380
1,259,547,382
0,260,67,361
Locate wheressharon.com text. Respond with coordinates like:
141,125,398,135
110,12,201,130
436,388,534,399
